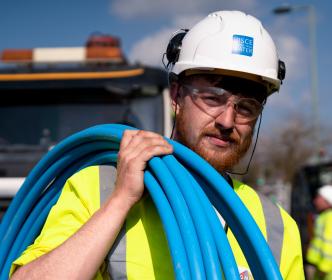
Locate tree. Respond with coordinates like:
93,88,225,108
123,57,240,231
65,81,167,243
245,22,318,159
239,113,332,186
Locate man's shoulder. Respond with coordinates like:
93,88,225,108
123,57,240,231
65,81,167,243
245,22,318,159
320,209,332,225
323,208,332,217
232,179,297,224
231,179,260,198
68,165,116,184
232,179,281,207
69,165,100,181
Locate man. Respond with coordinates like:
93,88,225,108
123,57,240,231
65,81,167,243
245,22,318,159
306,185,332,279
11,11,304,279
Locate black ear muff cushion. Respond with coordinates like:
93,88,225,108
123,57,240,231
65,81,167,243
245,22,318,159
166,30,188,64
278,60,286,81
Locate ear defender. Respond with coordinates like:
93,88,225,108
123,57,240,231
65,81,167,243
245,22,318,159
165,29,189,67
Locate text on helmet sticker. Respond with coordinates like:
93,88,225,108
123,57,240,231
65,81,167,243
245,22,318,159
232,35,254,57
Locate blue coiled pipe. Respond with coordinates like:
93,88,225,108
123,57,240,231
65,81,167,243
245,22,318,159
0,124,282,279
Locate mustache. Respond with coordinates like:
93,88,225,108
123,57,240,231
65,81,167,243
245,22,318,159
202,129,240,143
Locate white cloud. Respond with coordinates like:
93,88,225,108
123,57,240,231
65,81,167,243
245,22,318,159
268,15,309,82
275,34,308,81
128,14,203,67
129,27,173,67
265,32,310,111
110,0,257,19
255,14,312,119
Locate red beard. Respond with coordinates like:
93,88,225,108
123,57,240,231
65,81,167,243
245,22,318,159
175,109,252,173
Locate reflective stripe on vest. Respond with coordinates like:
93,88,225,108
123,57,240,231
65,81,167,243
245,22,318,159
98,165,128,280
257,192,284,266
99,165,117,205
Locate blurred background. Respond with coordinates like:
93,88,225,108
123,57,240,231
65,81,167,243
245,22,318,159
1,0,332,276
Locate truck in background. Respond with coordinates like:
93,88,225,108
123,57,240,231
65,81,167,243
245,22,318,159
0,34,172,219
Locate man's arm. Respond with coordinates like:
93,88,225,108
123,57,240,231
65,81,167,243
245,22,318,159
11,130,173,279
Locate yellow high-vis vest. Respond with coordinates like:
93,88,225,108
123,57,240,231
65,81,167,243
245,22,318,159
307,209,332,279
11,165,304,279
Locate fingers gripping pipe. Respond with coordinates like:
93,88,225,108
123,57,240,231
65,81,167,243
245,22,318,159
0,124,282,279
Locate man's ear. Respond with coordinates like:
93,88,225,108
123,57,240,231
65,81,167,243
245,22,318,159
170,82,181,113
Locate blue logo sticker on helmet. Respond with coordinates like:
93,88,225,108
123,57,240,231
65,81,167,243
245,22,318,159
232,35,254,57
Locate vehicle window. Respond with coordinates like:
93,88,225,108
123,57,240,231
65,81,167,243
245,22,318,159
0,88,163,146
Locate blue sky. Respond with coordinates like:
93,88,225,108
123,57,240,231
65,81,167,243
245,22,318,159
1,0,331,141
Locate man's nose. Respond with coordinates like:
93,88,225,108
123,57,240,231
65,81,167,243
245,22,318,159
214,104,236,129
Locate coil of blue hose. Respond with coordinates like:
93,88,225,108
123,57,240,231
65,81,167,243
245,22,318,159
0,124,282,279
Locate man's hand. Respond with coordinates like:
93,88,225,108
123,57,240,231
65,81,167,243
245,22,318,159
113,130,173,208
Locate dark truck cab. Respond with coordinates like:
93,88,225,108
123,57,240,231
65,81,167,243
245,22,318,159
0,38,171,219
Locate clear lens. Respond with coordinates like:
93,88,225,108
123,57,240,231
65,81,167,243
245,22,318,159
235,99,263,118
182,84,263,123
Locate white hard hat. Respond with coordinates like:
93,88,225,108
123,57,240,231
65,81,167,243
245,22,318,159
166,10,285,95
318,185,332,206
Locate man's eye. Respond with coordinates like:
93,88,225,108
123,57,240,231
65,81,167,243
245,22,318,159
200,94,221,105
237,101,259,116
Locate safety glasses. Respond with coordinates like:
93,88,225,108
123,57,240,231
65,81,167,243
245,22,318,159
181,84,264,124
